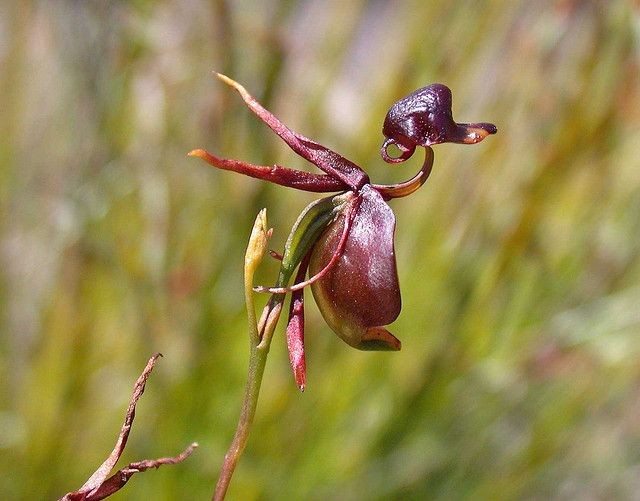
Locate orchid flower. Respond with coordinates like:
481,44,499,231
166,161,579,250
190,74,496,390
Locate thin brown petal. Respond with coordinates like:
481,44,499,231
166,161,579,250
188,149,348,193
216,73,369,190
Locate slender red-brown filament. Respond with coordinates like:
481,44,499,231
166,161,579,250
373,146,434,200
269,250,284,260
253,199,358,294
380,138,415,163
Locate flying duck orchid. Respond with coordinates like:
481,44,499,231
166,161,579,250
189,74,496,390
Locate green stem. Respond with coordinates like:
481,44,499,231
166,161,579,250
213,210,278,501
212,195,334,499
212,335,270,501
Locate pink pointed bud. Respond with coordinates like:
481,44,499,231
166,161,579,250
286,267,307,391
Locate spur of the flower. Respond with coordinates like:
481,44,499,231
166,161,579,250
190,74,495,389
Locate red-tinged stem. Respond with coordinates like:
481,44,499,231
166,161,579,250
60,355,197,501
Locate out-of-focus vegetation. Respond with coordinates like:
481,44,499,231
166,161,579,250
1,1,639,499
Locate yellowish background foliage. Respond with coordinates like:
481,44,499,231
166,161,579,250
1,1,639,498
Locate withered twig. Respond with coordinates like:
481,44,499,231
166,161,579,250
60,354,197,501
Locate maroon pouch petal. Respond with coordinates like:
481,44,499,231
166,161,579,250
310,185,401,350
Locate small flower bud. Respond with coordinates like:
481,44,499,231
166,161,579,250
245,209,270,275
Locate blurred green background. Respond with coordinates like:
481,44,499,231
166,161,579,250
1,1,639,499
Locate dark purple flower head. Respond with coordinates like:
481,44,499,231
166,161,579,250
381,84,497,162
190,74,495,389
310,185,401,351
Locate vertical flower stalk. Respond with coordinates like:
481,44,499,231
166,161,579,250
213,209,273,501
192,73,496,500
